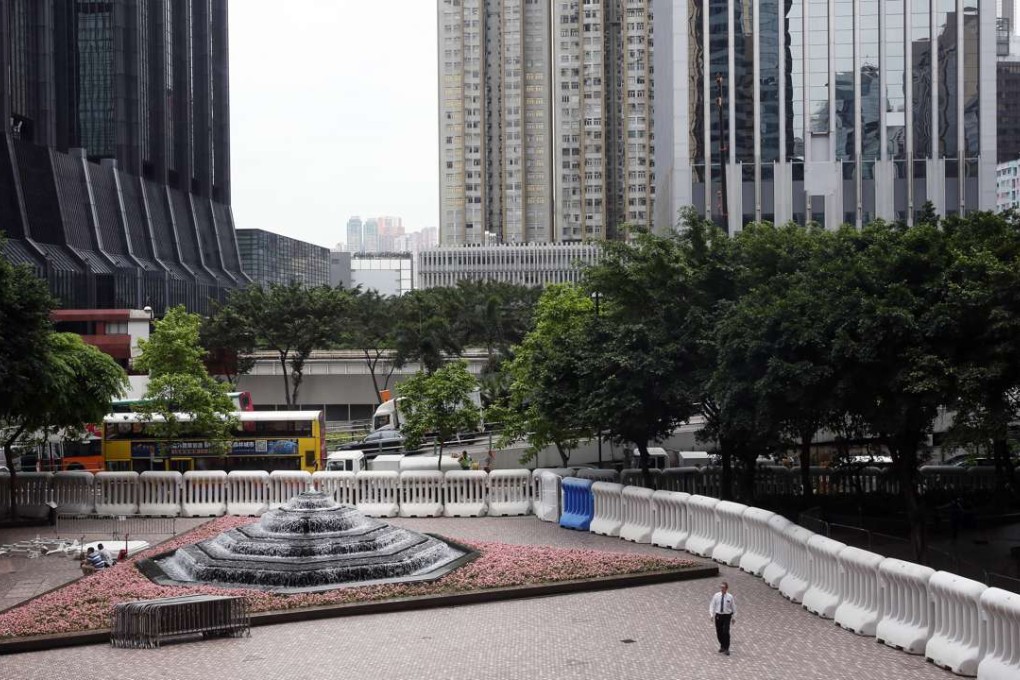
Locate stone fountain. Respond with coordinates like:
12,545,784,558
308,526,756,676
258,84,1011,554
138,491,474,593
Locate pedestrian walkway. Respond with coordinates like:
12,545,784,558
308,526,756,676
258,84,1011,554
0,517,955,680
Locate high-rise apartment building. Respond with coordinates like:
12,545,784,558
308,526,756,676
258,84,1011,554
346,216,364,252
438,0,654,246
653,1,997,233
0,0,244,314
363,218,379,253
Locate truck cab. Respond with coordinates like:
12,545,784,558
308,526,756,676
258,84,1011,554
324,451,365,473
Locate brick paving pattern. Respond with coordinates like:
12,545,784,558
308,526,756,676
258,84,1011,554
0,517,956,680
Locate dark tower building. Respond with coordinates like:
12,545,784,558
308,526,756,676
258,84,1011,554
0,0,245,315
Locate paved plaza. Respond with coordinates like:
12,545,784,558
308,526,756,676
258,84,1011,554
1,517,955,680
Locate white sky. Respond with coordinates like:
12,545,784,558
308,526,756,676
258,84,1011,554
229,1,439,249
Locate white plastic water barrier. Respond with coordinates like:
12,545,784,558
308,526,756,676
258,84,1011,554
95,471,139,516
138,471,182,517
51,471,95,515
590,482,625,537
227,470,269,516
619,486,654,544
181,471,227,517
531,468,574,512
778,525,815,604
762,514,794,589
356,471,400,517
834,546,885,636
977,588,1020,680
925,571,987,676
739,507,776,576
802,534,847,619
576,469,619,483
10,472,53,519
684,495,720,557
399,471,444,517
534,472,562,523
268,471,312,509
312,471,358,507
487,470,532,516
400,456,459,472
711,501,748,566
650,490,690,549
875,558,935,654
445,470,488,517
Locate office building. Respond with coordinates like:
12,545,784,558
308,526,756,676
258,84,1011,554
236,229,329,288
330,251,414,297
653,1,997,233
0,0,245,314
418,242,600,288
346,216,364,253
438,0,654,246
997,158,1020,212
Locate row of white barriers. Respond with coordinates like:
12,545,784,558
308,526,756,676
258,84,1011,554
569,481,1020,680
1,469,538,520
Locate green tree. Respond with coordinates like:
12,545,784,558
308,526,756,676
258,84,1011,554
225,283,350,406
392,289,463,374
2,333,127,517
492,284,594,466
397,360,481,465
135,306,236,458
582,229,705,486
201,302,256,386
346,288,399,405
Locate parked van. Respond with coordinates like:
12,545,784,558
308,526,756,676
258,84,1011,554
324,451,366,473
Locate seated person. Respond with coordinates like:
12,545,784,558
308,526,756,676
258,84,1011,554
97,543,115,567
85,547,107,570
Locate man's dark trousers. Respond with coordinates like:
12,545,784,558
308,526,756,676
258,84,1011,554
715,613,732,651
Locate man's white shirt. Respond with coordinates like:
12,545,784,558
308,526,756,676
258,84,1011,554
709,592,735,617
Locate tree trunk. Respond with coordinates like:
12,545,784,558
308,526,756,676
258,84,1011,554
278,352,292,407
891,437,926,562
363,349,383,405
738,455,756,504
554,441,570,467
992,436,1013,501
800,431,814,502
3,424,27,519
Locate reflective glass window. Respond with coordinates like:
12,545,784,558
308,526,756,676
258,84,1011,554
785,1,804,159
886,0,907,158
860,2,880,160
689,0,704,163
962,1,980,157
760,1,781,163
834,0,855,159
912,3,932,159
807,0,829,134
936,0,958,159
734,0,755,162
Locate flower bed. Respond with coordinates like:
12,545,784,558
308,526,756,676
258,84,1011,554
0,517,696,639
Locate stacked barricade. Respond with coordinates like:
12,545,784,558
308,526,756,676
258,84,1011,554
445,470,488,517
976,588,1020,680
876,558,935,654
778,525,815,603
399,471,444,518
802,535,847,618
684,495,719,557
619,468,661,489
738,507,775,576
661,467,702,495
110,595,250,649
487,470,531,516
559,477,594,531
762,514,794,589
226,471,269,516
11,472,54,519
95,471,139,516
181,471,227,518
619,486,654,543
590,482,625,537
756,466,795,496
650,490,689,550
925,571,987,676
356,471,399,518
268,471,311,509
711,501,747,566
138,471,182,517
576,469,619,483
534,471,562,523
531,468,574,514
51,471,95,515
834,546,885,636
312,471,357,507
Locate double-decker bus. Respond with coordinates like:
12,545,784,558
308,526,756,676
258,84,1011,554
101,410,325,473
109,391,254,414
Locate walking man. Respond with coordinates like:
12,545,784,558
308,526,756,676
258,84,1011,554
709,581,735,655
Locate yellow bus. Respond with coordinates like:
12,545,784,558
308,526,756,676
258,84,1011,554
102,411,326,473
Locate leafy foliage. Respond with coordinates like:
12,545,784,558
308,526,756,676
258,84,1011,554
397,361,480,462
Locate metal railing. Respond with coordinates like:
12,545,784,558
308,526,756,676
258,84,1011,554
111,595,250,649
55,514,177,538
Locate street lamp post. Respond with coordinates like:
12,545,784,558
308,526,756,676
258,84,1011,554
590,291,603,467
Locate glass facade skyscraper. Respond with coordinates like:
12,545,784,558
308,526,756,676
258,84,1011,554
0,0,243,314
236,229,330,289
653,0,996,233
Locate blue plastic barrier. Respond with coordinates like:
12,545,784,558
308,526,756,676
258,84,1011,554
559,477,594,531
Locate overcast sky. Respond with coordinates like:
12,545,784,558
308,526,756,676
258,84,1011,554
229,1,438,249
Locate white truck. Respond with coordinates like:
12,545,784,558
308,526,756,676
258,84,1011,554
370,389,484,433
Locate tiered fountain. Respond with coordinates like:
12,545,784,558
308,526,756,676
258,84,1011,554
138,492,474,593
